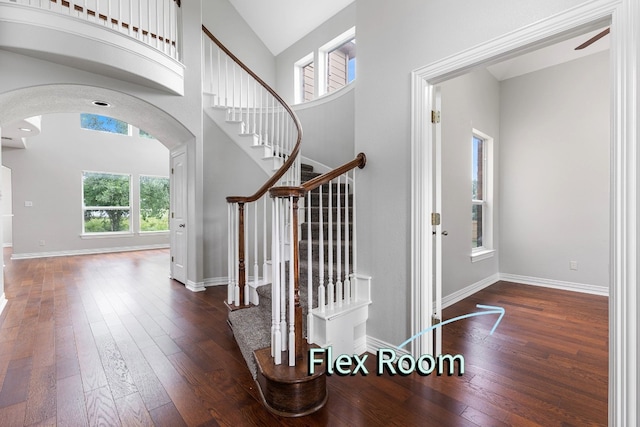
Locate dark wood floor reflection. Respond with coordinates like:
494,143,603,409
0,249,607,426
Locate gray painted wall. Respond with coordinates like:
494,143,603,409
203,0,276,87
499,51,610,287
2,113,170,256
293,87,355,169
439,67,501,296
354,0,588,346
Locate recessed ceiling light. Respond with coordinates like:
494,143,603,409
18,127,32,132
92,100,111,107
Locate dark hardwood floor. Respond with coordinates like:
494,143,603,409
0,249,607,426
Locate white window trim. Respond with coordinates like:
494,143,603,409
294,52,314,104
470,129,494,261
82,171,132,235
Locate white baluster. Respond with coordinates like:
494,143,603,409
288,197,295,366
307,193,313,343
253,80,257,135
227,203,233,304
272,198,281,363
344,177,351,303
352,169,358,299
318,185,325,311
254,200,259,287
263,196,268,283
244,203,249,304
138,0,142,40
328,179,334,310
280,198,287,351
336,176,342,307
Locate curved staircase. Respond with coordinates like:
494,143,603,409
202,26,369,417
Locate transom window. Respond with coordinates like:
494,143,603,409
80,113,130,135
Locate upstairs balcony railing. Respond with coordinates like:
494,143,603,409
4,0,182,61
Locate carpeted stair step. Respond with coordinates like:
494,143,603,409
228,305,272,378
301,221,353,241
305,205,353,222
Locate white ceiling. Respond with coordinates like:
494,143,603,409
486,27,609,81
228,0,355,55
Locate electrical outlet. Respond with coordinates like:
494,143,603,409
570,261,578,271
39,240,45,246
24,201,33,207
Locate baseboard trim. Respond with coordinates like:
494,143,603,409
442,273,500,309
366,335,410,357
0,293,7,316
204,277,228,287
499,273,609,296
2,243,12,248
186,280,206,292
10,244,170,260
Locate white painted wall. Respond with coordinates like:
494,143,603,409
203,0,276,87
354,0,588,346
2,113,170,257
499,51,610,287
439,67,500,296
293,87,355,169
2,166,12,247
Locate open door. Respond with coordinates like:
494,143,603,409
170,147,187,284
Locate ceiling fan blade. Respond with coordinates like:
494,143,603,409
575,28,610,50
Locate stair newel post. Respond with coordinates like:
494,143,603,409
280,197,287,352
237,202,246,307
344,176,351,304
336,176,343,307
263,196,268,285
318,184,325,312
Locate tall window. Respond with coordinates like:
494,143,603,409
139,175,170,232
301,61,315,103
81,114,130,135
83,172,131,233
471,130,494,260
326,37,356,94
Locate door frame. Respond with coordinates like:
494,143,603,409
410,1,638,425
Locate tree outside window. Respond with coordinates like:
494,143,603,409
83,172,131,233
140,175,169,232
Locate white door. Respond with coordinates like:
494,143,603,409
432,88,443,356
170,148,187,284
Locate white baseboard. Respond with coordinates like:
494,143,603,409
366,335,410,357
499,273,609,296
204,277,228,287
0,293,7,316
11,244,169,260
186,280,206,292
2,243,12,248
442,273,500,309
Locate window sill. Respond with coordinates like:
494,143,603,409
139,231,170,236
470,249,496,263
80,232,134,239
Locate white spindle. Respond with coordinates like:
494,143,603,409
147,0,151,42
155,0,159,48
253,80,257,134
307,193,313,342
272,198,281,364
254,200,259,286
244,204,249,303
263,196,268,281
318,185,325,311
234,205,240,304
227,203,233,304
336,176,342,307
328,179,334,310
344,177,351,303
280,198,287,352
352,169,358,296
288,197,295,366
138,0,142,40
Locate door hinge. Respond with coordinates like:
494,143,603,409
431,213,441,226
171,256,174,262
431,110,441,124
171,212,174,218
432,314,441,325
171,168,174,174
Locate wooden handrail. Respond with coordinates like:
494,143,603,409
269,153,366,199
202,26,304,204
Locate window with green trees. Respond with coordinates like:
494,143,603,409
82,172,131,233
80,113,129,135
140,175,169,232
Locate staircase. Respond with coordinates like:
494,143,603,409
202,26,369,417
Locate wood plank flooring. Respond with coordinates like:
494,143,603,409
0,249,607,426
